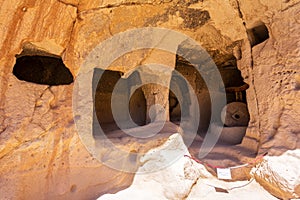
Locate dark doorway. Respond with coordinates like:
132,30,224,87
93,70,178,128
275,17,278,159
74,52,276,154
93,69,146,135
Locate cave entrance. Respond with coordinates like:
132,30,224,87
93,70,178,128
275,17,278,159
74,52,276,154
13,55,73,85
174,54,250,145
173,57,211,135
220,65,248,104
218,64,250,145
93,69,146,135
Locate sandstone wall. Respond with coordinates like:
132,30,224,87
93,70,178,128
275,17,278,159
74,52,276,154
237,0,300,155
0,0,299,199
0,1,133,199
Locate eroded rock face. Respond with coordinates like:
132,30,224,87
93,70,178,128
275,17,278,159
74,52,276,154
252,5,300,154
98,133,279,200
0,1,133,199
237,2,300,198
98,133,212,200
251,150,300,199
0,0,299,199
237,0,300,155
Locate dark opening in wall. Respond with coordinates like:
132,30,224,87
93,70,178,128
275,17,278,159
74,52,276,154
13,55,73,85
173,57,210,134
128,71,147,126
247,23,269,47
129,88,147,126
93,69,146,135
218,65,250,145
219,66,248,104
94,69,121,133
169,69,192,124
169,90,181,122
175,52,250,145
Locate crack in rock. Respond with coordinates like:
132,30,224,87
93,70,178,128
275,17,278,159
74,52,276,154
57,0,79,8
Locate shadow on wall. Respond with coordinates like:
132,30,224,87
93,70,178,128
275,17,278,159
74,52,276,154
169,73,191,123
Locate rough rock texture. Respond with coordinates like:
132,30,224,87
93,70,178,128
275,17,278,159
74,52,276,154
0,80,134,200
0,1,133,199
237,0,300,155
98,134,209,200
99,133,278,200
236,1,300,197
0,0,299,199
187,176,278,200
251,149,300,199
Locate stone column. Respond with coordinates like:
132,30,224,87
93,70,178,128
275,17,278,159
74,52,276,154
142,82,170,123
138,49,175,124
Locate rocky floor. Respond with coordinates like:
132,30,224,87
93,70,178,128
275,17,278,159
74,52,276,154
97,132,279,200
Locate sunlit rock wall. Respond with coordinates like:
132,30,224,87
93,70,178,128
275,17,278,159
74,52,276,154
0,0,299,199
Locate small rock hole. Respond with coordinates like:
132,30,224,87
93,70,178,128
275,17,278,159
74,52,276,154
247,23,269,47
